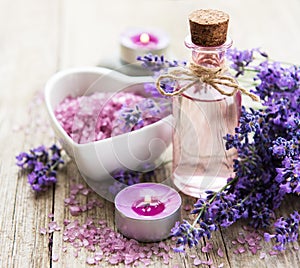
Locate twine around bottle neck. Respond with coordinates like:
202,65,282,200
155,61,259,101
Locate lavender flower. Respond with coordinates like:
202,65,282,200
111,92,171,136
112,169,142,186
16,145,48,169
137,54,186,73
275,158,300,194
108,166,155,196
138,54,187,97
117,105,143,133
170,219,216,251
264,212,300,251
16,144,64,192
253,61,300,105
226,48,267,77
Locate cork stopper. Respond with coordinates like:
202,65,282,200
188,9,229,47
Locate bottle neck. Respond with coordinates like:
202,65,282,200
184,35,232,68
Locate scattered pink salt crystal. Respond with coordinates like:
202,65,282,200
73,249,79,258
202,242,213,253
202,259,213,266
184,204,192,211
76,184,84,189
139,252,146,258
69,206,81,216
83,239,89,247
52,254,59,262
86,218,93,226
94,255,103,262
217,247,224,258
231,240,237,245
64,198,72,205
269,250,279,256
249,246,258,255
40,227,47,235
86,257,96,265
260,252,266,259
189,254,196,259
193,258,202,266
81,188,90,195
80,205,87,212
218,263,224,268
247,238,256,246
48,213,54,218
48,221,60,233
147,252,153,258
124,256,134,265
110,256,120,265
245,234,253,241
141,259,151,266
202,246,209,253
70,188,79,195
63,219,71,226
95,251,103,256
237,236,245,244
238,246,246,254
164,245,170,251
163,254,169,265
158,241,166,248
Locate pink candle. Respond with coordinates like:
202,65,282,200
115,183,181,242
120,27,169,64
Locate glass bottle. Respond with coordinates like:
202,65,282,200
172,14,241,198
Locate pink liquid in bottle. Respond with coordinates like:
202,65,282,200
172,36,241,198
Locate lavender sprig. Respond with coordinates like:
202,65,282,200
16,144,64,192
171,178,251,251
111,97,171,136
226,48,268,77
253,61,300,106
138,54,187,97
264,212,300,251
137,54,187,73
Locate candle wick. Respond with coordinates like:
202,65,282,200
144,195,152,204
140,33,150,44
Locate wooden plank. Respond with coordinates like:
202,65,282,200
0,0,60,267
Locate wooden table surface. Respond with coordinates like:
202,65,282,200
1,0,300,267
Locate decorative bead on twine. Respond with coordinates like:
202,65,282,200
155,62,260,101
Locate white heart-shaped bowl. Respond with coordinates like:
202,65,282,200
44,67,172,190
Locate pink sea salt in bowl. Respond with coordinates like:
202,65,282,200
44,67,172,197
